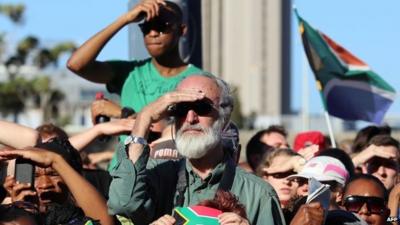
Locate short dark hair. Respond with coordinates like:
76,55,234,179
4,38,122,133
352,125,391,153
245,137,273,171
264,125,288,138
36,123,69,140
198,190,247,220
368,135,400,149
162,1,183,24
344,174,388,200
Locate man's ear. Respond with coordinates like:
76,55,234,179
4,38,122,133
396,173,400,184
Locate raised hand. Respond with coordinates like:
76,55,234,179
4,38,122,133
150,214,176,225
123,0,167,23
290,202,324,225
218,212,249,225
3,175,36,202
263,155,306,174
91,99,122,124
352,144,399,167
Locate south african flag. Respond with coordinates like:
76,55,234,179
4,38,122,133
173,206,222,225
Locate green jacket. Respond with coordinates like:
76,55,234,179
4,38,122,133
108,145,286,225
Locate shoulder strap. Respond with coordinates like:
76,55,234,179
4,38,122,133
217,157,236,192
175,159,187,207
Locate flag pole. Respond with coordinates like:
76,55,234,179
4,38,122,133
301,53,310,131
323,111,336,148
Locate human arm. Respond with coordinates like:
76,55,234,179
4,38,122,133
263,155,306,174
69,118,134,151
352,144,398,168
3,175,37,202
290,202,324,225
88,151,115,165
218,213,249,225
0,148,114,225
91,99,122,123
297,144,319,160
66,0,166,83
0,120,38,148
150,215,176,225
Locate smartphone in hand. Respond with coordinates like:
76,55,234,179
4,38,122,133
14,158,35,186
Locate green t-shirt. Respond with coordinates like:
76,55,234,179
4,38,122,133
106,58,207,170
106,58,205,112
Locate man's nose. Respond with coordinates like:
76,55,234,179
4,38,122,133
377,165,387,176
358,203,371,215
185,110,199,124
147,29,160,37
35,175,54,190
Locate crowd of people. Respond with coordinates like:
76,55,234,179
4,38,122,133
0,0,399,225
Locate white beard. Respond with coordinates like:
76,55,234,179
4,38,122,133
175,119,223,159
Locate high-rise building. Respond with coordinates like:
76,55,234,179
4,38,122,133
202,0,292,121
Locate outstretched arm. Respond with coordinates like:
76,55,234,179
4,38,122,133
67,0,166,83
69,118,134,151
0,120,38,148
0,148,115,225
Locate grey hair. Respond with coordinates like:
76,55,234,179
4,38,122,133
199,74,234,126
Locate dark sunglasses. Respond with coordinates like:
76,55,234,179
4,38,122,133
293,177,308,186
267,170,296,179
169,100,218,118
138,20,174,35
343,195,386,214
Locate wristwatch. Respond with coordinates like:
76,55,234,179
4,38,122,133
124,135,148,146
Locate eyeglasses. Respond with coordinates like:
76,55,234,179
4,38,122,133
267,170,296,179
343,195,386,214
138,20,175,35
367,157,399,172
169,100,218,118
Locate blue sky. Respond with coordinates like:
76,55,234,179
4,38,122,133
1,0,400,118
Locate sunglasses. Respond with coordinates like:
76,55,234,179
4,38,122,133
293,177,308,186
343,195,386,214
267,170,296,179
138,20,175,35
169,100,218,118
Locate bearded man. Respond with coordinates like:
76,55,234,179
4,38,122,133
107,75,285,225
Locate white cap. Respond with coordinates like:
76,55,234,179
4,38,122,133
288,156,349,185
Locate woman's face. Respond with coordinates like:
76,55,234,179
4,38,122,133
263,155,299,207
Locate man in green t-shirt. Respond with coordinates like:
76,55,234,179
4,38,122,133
67,0,207,170
67,0,206,115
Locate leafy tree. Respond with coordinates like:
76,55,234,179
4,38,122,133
0,3,75,123
0,4,25,24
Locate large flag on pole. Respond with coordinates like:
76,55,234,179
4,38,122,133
295,9,396,124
